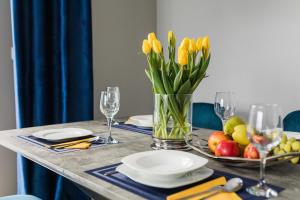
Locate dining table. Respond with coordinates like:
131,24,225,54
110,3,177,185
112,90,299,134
0,120,299,200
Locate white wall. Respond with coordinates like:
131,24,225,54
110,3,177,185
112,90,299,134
157,0,300,118
92,0,156,119
0,0,17,196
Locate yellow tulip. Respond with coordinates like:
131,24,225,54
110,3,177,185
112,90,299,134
178,48,188,66
168,31,175,44
148,32,157,47
152,39,162,54
142,39,151,54
196,37,203,51
189,38,197,53
180,37,190,50
202,36,210,50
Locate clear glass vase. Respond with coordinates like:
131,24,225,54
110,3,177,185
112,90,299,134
151,94,193,150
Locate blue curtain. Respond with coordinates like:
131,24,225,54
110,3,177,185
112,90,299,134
11,0,93,199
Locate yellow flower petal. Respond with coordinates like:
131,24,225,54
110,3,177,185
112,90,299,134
180,37,190,50
202,36,210,50
148,32,157,47
152,39,162,54
196,37,203,51
178,48,188,66
189,38,197,53
168,31,175,44
142,39,151,54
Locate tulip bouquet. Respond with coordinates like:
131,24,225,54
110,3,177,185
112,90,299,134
142,31,211,144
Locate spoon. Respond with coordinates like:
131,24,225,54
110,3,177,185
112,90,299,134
180,177,243,200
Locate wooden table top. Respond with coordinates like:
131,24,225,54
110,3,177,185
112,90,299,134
0,120,298,200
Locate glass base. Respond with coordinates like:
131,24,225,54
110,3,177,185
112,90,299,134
106,136,119,144
246,182,278,198
151,137,191,151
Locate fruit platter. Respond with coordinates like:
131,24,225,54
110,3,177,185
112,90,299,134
185,116,300,168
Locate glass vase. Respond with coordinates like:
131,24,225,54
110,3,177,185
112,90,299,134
151,94,192,150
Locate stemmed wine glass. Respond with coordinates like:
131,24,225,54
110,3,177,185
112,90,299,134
246,104,282,198
107,87,120,125
100,90,120,144
214,92,235,128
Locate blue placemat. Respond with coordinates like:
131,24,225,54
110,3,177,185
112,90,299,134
113,123,152,135
112,123,199,136
17,135,107,153
86,163,284,200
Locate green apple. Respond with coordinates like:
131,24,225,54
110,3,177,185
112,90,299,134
224,116,245,135
232,124,250,146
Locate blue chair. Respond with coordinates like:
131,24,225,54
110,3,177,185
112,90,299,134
0,195,41,200
283,110,300,132
192,102,222,130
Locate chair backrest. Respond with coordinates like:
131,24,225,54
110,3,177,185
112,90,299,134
283,110,300,132
193,102,222,130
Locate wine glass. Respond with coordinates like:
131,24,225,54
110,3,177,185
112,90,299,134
100,91,120,144
246,104,282,198
107,87,120,125
214,92,235,128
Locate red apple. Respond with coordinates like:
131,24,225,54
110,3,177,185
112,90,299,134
244,143,260,159
215,140,240,157
208,131,230,154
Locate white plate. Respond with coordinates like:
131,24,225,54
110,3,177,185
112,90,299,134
285,131,300,140
32,128,93,142
125,115,153,128
121,150,208,180
116,164,213,188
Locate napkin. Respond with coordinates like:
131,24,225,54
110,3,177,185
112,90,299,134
167,177,241,200
65,142,91,149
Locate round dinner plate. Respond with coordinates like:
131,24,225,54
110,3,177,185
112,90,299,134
116,164,213,188
121,150,208,180
284,131,300,140
125,115,153,128
32,128,93,142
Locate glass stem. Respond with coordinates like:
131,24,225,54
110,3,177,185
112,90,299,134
221,119,226,129
107,117,112,137
259,151,267,186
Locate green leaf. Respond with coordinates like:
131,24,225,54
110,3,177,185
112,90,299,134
191,73,206,93
177,79,191,94
190,68,199,82
161,62,174,94
150,65,165,94
145,68,152,82
173,69,183,92
198,54,210,76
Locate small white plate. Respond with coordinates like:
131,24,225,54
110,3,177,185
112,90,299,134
122,150,208,180
285,131,300,140
125,115,153,128
32,128,93,142
116,164,213,188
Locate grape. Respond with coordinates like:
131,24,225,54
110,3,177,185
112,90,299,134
279,143,285,150
284,144,292,153
281,133,288,144
290,156,299,164
288,137,296,143
273,147,280,155
292,141,300,151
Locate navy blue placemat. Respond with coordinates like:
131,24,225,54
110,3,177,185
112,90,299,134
112,123,199,136
17,135,107,153
86,163,284,200
112,123,152,135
